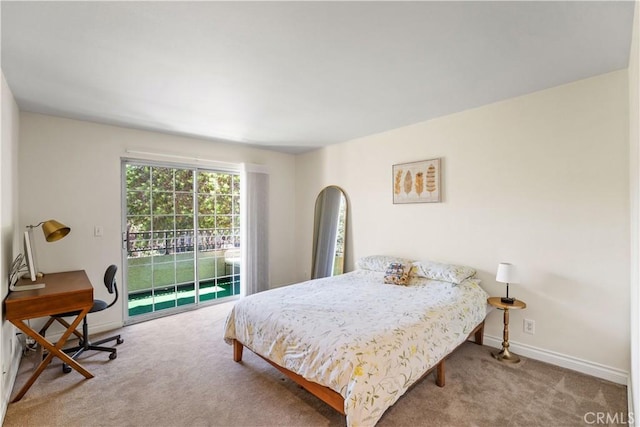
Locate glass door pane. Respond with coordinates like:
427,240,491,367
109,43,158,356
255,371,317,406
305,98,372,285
125,164,196,317
196,171,241,302
124,162,241,321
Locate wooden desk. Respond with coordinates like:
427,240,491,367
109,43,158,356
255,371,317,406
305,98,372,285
5,270,95,402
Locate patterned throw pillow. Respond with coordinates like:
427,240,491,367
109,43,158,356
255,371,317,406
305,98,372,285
384,262,411,286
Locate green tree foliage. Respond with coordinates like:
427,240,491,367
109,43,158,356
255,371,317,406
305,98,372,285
125,164,240,256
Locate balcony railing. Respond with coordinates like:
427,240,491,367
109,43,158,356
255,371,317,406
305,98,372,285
126,228,240,257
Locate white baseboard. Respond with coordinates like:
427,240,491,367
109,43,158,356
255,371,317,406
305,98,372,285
484,334,629,385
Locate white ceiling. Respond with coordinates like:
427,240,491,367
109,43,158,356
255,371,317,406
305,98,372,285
1,1,635,154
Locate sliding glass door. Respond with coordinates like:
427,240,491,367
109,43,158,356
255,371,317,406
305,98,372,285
196,170,241,302
123,161,240,321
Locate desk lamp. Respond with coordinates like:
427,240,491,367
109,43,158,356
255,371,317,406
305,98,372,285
496,262,517,304
28,219,71,242
26,219,71,277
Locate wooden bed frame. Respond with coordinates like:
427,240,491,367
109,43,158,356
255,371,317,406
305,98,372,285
232,320,485,416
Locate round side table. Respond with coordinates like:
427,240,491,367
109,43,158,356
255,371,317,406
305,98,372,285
487,297,527,363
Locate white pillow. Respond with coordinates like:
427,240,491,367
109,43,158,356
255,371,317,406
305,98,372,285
411,260,476,285
356,255,413,272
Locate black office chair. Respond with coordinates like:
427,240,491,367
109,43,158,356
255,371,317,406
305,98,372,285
40,264,124,373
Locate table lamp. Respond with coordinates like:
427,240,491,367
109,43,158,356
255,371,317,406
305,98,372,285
496,262,517,304
26,219,71,277
28,219,71,242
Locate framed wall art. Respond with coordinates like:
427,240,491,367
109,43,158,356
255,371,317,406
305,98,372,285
392,158,441,204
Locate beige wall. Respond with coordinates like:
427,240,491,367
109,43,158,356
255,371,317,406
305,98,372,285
18,113,297,330
1,72,20,419
295,70,630,376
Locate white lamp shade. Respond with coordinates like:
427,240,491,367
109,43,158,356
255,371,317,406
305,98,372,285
496,263,517,283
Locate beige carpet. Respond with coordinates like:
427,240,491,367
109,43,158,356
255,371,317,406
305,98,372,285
4,302,627,427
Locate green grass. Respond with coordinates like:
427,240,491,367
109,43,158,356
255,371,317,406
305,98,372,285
127,250,236,292
126,251,240,317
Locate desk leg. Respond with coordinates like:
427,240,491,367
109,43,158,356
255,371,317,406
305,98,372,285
10,307,94,402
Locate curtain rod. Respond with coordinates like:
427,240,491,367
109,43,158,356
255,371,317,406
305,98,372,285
124,149,268,174
125,149,240,166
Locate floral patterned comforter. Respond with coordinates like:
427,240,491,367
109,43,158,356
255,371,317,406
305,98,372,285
223,269,488,426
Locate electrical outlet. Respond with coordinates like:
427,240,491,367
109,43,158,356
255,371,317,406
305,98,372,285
523,319,535,335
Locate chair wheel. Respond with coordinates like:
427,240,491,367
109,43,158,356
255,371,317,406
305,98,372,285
109,353,117,360
117,338,124,345
62,364,72,374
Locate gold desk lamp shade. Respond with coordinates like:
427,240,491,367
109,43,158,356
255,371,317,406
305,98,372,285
41,220,71,242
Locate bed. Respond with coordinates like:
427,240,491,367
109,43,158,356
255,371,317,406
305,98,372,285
223,256,489,426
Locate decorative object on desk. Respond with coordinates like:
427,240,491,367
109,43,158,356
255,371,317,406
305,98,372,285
496,262,517,304
8,253,44,291
9,254,23,285
393,158,441,204
25,219,70,280
23,230,37,281
18,232,44,287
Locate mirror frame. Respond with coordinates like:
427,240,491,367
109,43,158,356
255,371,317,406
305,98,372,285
311,186,347,279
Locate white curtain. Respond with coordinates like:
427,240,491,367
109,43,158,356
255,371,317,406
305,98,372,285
241,164,269,296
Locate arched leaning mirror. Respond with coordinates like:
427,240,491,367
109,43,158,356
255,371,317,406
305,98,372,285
311,186,347,279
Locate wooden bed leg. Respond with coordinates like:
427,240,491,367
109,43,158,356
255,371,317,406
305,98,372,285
475,321,484,346
233,339,244,362
436,360,445,387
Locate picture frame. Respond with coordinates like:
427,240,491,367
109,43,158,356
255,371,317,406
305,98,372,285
392,158,441,204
